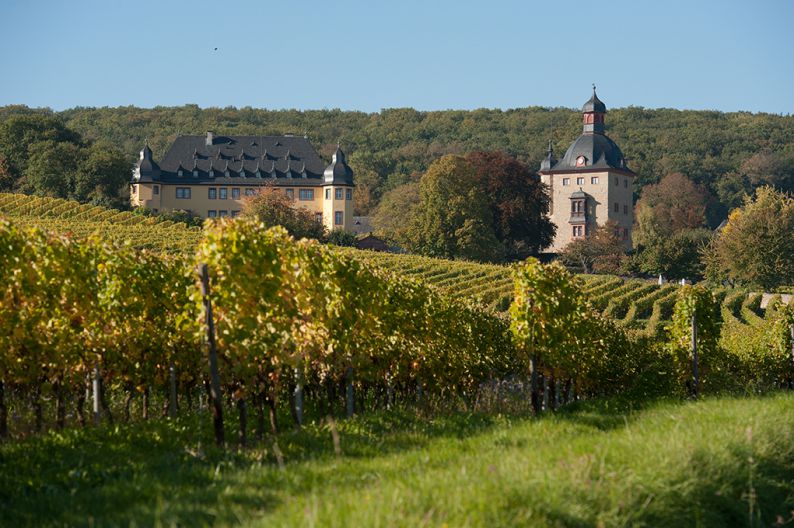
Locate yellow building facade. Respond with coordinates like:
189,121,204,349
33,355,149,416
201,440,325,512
130,133,355,232
538,89,635,252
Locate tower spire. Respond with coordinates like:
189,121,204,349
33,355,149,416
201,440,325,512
582,87,606,134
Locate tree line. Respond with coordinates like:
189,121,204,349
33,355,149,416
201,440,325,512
1,103,792,216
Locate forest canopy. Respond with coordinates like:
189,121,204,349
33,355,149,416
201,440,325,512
1,103,792,218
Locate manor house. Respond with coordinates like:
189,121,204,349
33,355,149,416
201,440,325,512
539,89,635,252
130,133,355,232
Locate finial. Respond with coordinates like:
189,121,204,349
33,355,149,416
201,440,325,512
592,83,596,94
547,139,553,154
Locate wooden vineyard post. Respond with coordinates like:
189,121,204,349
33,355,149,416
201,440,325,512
0,379,7,439
294,367,304,427
345,366,354,418
168,361,177,419
92,364,101,425
790,324,794,389
691,310,699,399
386,370,394,410
198,263,225,447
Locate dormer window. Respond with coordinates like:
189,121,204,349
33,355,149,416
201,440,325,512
575,155,587,167
193,170,198,177
209,170,215,178
286,171,292,179
255,170,261,178
239,169,245,178
177,169,183,177
224,170,230,177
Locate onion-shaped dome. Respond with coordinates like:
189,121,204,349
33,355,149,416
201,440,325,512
323,145,354,185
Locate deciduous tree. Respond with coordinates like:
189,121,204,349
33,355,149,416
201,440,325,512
408,155,504,261
704,186,794,289
241,185,325,241
464,151,554,257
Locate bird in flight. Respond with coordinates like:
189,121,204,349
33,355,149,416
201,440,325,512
213,47,218,51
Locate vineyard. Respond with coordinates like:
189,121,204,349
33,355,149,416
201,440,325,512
0,192,790,340
0,193,202,253
1,198,793,526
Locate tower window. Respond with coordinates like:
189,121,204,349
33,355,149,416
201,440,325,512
624,178,628,188
576,177,585,186
623,228,629,240
572,225,584,237
346,188,352,200
614,202,619,213
623,204,628,215
153,185,159,195
614,177,619,185
591,176,599,184
335,188,343,200
562,178,570,186
334,211,343,225
325,188,331,200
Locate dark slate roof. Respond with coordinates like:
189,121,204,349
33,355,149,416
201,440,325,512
136,144,161,182
323,146,355,185
135,134,328,185
539,140,556,171
582,88,606,113
549,133,634,174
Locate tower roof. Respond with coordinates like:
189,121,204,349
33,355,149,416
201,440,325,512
323,145,355,186
582,85,606,113
550,133,632,173
134,142,160,182
540,88,633,175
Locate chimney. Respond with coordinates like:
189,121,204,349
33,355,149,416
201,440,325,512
206,131,214,147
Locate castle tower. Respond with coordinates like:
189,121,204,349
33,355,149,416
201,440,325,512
539,87,635,252
322,145,355,232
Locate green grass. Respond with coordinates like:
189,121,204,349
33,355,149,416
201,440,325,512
2,394,793,527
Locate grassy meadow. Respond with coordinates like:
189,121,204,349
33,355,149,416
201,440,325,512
1,393,792,527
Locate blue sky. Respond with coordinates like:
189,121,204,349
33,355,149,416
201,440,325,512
1,0,792,113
